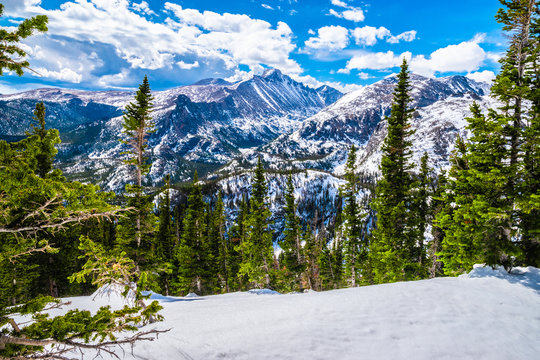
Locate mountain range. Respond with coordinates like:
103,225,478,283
0,69,492,194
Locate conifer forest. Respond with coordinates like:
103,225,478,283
0,0,538,359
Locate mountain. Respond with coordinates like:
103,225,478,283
222,73,492,176
0,69,342,190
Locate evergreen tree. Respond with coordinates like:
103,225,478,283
429,171,448,278
438,104,513,274
156,174,174,294
238,158,274,288
410,152,431,277
279,173,304,291
26,102,59,178
0,4,47,75
117,76,156,260
340,145,366,286
213,193,232,292
173,172,209,295
370,59,418,283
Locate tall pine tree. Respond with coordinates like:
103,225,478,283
370,59,418,283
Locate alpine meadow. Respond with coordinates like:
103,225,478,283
0,0,538,359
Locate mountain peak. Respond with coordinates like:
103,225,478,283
261,68,283,79
192,78,233,86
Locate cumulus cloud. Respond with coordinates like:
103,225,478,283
132,1,156,16
352,26,417,46
352,26,391,46
35,67,83,83
341,34,489,77
339,51,411,73
387,30,417,44
328,0,365,23
410,35,486,76
329,8,365,22
261,4,274,10
466,70,496,84
304,25,350,51
331,0,348,8
177,60,200,70
9,0,303,87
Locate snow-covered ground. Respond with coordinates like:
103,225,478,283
45,265,540,359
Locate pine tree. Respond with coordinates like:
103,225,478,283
340,145,366,286
0,4,47,76
173,172,209,295
213,193,231,292
438,104,513,274
229,195,248,290
238,158,274,288
370,59,417,283
26,102,59,178
429,171,448,278
156,174,174,294
117,75,156,258
279,173,304,291
410,152,431,277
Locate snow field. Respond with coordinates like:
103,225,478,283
40,265,540,360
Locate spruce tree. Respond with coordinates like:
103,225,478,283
370,59,417,283
156,174,174,294
174,172,209,295
238,158,274,288
410,152,431,276
340,145,366,286
279,173,304,291
117,76,156,261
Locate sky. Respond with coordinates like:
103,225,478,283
0,0,506,94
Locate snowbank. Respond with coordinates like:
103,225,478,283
44,266,540,359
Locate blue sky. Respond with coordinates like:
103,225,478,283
0,0,506,93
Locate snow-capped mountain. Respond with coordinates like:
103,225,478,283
225,73,492,176
0,69,341,190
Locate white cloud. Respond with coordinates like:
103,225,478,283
2,0,41,14
352,26,417,46
11,0,303,88
352,26,391,46
132,1,156,16
466,70,496,84
339,51,412,73
358,72,372,80
304,25,350,51
331,0,348,8
387,30,417,44
410,36,486,76
262,4,274,10
35,67,83,83
329,4,365,22
341,35,489,78
177,60,200,70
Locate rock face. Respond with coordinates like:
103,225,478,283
0,69,341,190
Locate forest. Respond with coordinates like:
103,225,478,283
0,0,538,359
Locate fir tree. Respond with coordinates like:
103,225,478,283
0,4,47,76
117,75,156,258
238,158,274,288
279,173,304,291
370,59,417,283
410,152,431,277
156,174,174,294
340,145,366,286
174,172,209,295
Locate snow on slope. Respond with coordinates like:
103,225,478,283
40,265,540,360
